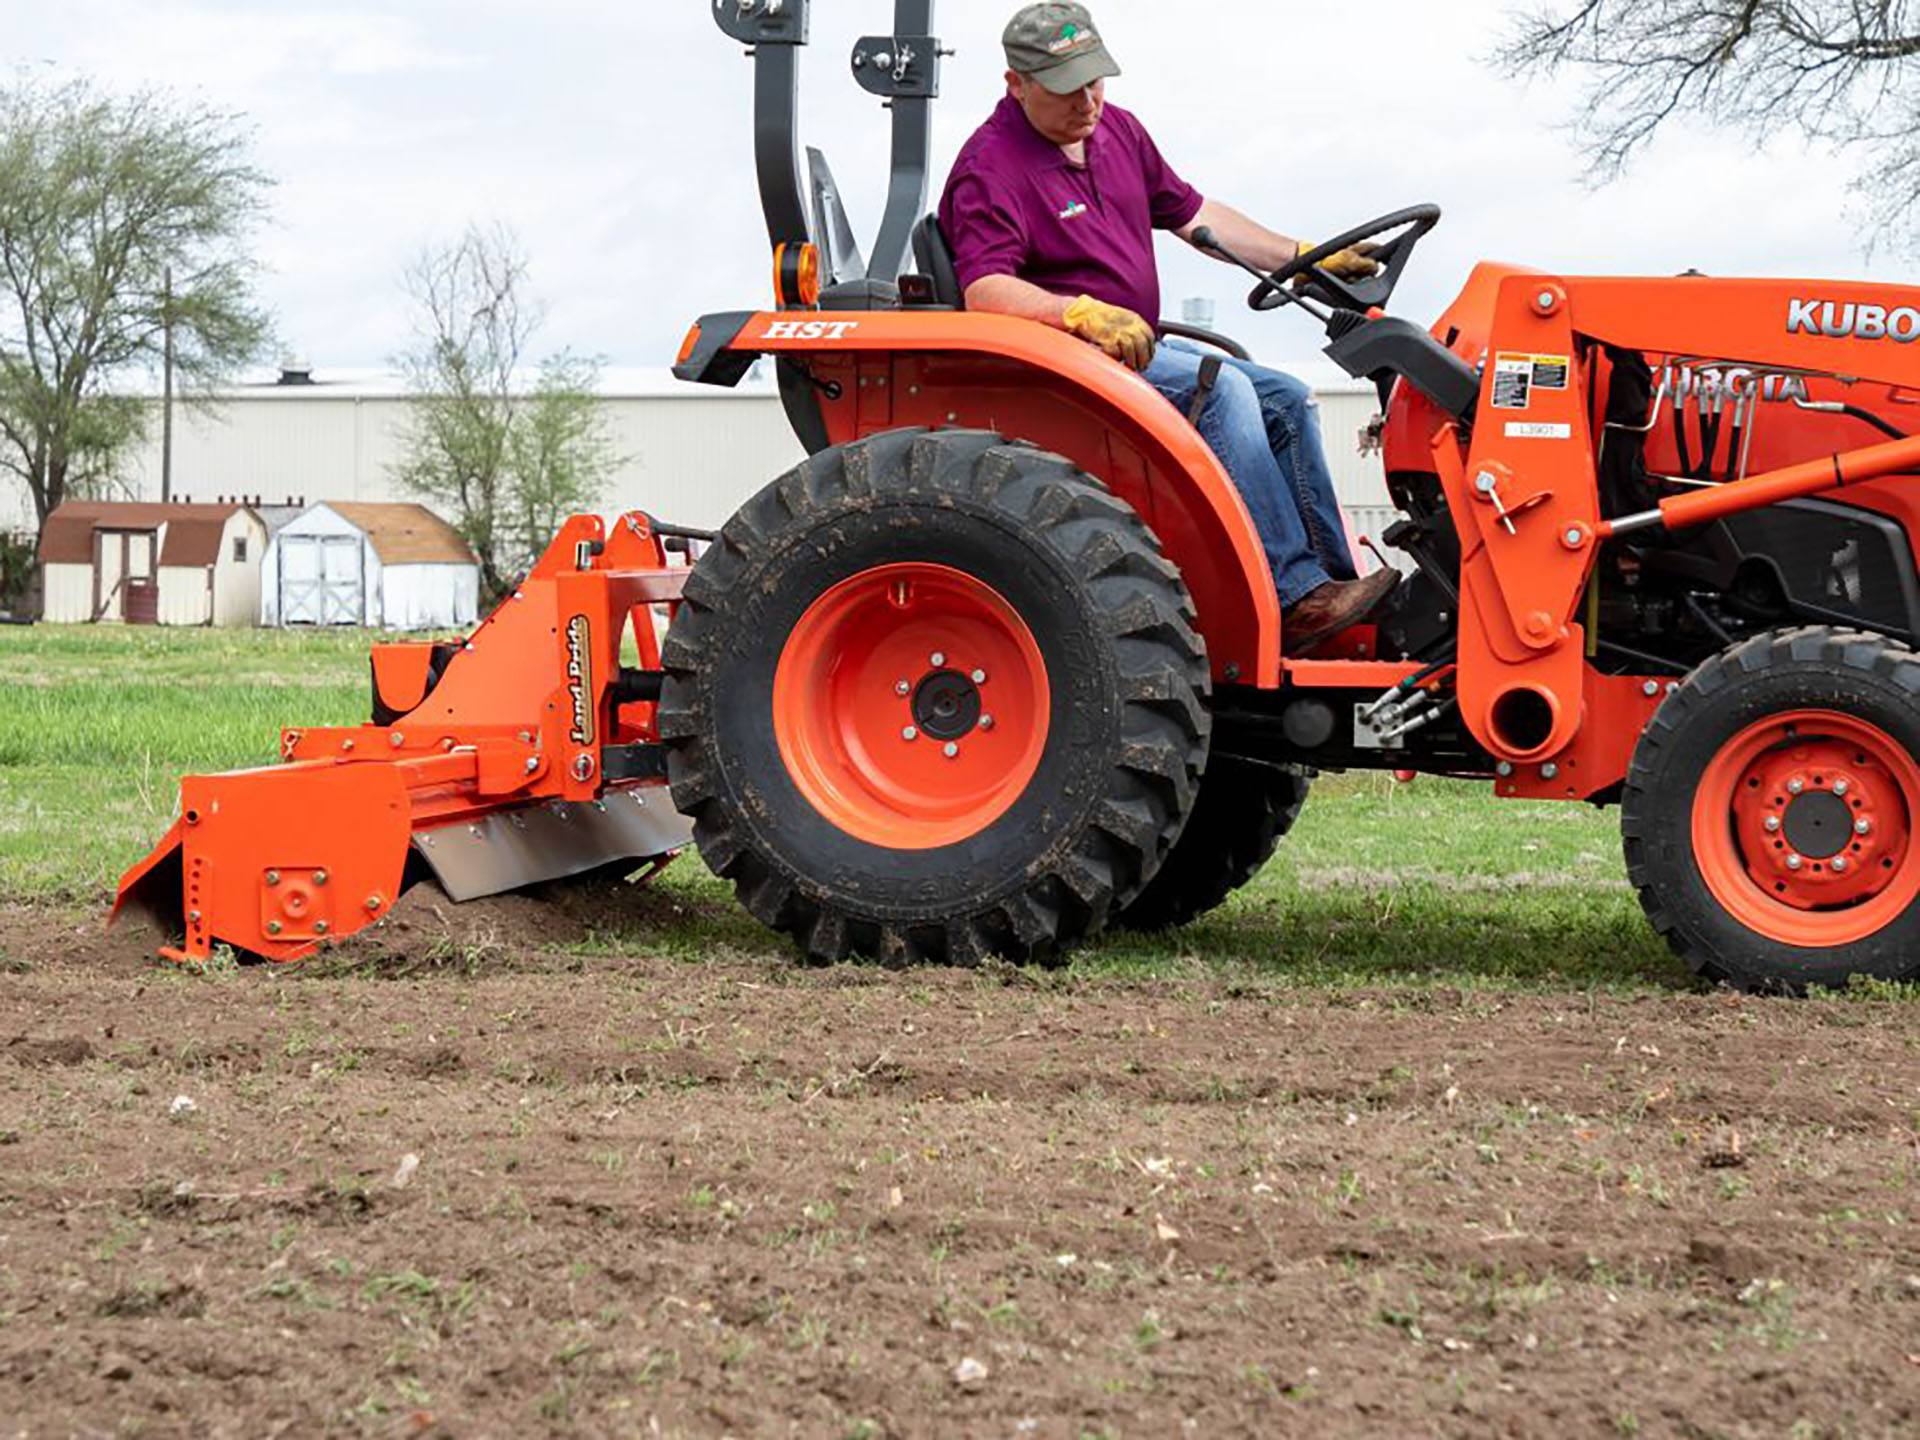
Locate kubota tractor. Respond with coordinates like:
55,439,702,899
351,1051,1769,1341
119,1,1920,992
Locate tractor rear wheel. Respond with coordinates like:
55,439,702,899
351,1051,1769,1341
658,429,1211,967
1114,758,1310,931
1623,627,1920,992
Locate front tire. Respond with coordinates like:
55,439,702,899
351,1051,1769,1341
658,429,1211,967
1623,627,1920,992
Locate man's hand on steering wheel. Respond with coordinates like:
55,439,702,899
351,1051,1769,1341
1293,240,1384,286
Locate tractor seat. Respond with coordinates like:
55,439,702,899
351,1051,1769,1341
912,215,1252,362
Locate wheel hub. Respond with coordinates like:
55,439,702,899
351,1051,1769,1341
912,670,982,742
1781,788,1852,861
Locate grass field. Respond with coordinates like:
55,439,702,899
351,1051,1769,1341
7,625,1919,1438
1,621,1702,992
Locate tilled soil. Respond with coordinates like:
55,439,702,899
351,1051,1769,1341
1,895,1917,1439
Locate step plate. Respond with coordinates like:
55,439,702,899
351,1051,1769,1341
413,787,695,902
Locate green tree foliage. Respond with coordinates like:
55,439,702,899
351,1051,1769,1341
391,225,618,599
1497,3,1920,241
0,76,272,531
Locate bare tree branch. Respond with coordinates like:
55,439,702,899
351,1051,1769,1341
1493,2,1920,245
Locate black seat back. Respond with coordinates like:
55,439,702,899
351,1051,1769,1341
913,215,963,309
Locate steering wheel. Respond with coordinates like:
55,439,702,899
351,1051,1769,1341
1249,204,1442,315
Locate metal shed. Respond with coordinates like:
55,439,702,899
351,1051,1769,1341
261,501,479,631
36,500,266,625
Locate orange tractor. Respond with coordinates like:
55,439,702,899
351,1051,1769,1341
118,1,1920,991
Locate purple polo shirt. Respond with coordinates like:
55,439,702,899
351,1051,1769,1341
939,95,1203,322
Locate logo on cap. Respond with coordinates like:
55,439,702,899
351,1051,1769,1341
1048,23,1096,54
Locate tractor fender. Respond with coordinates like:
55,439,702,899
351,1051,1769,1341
677,309,1282,688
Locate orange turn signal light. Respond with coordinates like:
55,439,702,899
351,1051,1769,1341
773,242,822,310
676,322,702,367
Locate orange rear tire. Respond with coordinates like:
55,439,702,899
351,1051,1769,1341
659,429,1210,967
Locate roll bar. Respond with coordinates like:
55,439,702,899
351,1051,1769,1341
712,0,947,285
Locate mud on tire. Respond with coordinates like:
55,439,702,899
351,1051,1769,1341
1623,626,1920,992
658,429,1211,967
1114,758,1310,932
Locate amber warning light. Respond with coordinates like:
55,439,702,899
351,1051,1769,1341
676,322,702,368
774,243,822,309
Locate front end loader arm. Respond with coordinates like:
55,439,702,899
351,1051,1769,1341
112,513,697,964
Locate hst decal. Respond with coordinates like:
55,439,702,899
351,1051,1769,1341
763,320,862,341
1787,298,1920,343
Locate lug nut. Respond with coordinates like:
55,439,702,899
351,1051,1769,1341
1788,778,1805,795
902,726,918,742
1764,816,1782,833
930,651,946,668
1787,854,1804,871
1856,818,1873,836
979,714,996,731
1833,780,1850,797
895,679,911,697
943,742,960,759
971,669,988,685
1831,856,1849,874
1541,763,1559,780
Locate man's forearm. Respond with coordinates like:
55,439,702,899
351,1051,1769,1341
963,274,1074,327
1178,199,1301,274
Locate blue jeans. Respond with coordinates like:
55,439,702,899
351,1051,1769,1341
1142,339,1356,606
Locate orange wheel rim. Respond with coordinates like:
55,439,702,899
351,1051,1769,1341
1691,708,1920,948
772,563,1051,850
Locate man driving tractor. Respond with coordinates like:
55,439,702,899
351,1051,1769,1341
939,2,1398,654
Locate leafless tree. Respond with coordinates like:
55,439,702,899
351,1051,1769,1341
1496,2,1920,242
392,224,616,598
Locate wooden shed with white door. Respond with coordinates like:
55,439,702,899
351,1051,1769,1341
261,502,479,631
37,500,266,625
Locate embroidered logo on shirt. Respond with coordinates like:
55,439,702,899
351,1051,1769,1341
1057,200,1089,221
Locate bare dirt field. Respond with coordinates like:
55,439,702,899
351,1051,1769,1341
3,884,1917,1439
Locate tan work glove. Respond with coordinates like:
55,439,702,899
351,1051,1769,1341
1296,240,1383,282
1064,295,1157,371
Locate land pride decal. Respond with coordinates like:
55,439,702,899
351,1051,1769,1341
565,614,595,747
1788,298,1920,343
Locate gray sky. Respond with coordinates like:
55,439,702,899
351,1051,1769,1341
12,0,1916,373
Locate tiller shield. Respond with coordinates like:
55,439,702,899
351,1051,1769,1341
113,513,698,963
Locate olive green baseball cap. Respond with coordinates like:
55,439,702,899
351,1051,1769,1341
1003,3,1121,94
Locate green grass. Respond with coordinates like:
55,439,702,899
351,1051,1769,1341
0,623,1773,993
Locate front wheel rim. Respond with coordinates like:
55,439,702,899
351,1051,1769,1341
772,562,1052,851
1691,708,1920,948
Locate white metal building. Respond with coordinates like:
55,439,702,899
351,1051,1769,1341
261,501,479,631
37,500,266,626
3,363,1400,576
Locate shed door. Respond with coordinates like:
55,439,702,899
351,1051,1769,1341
92,529,155,622
279,534,363,626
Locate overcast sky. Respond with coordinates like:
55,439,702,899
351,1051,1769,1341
11,0,1917,375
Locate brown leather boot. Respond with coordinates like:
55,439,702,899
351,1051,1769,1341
1281,570,1400,657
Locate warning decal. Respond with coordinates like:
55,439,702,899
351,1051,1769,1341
1529,354,1571,390
1492,352,1572,410
1492,355,1533,410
